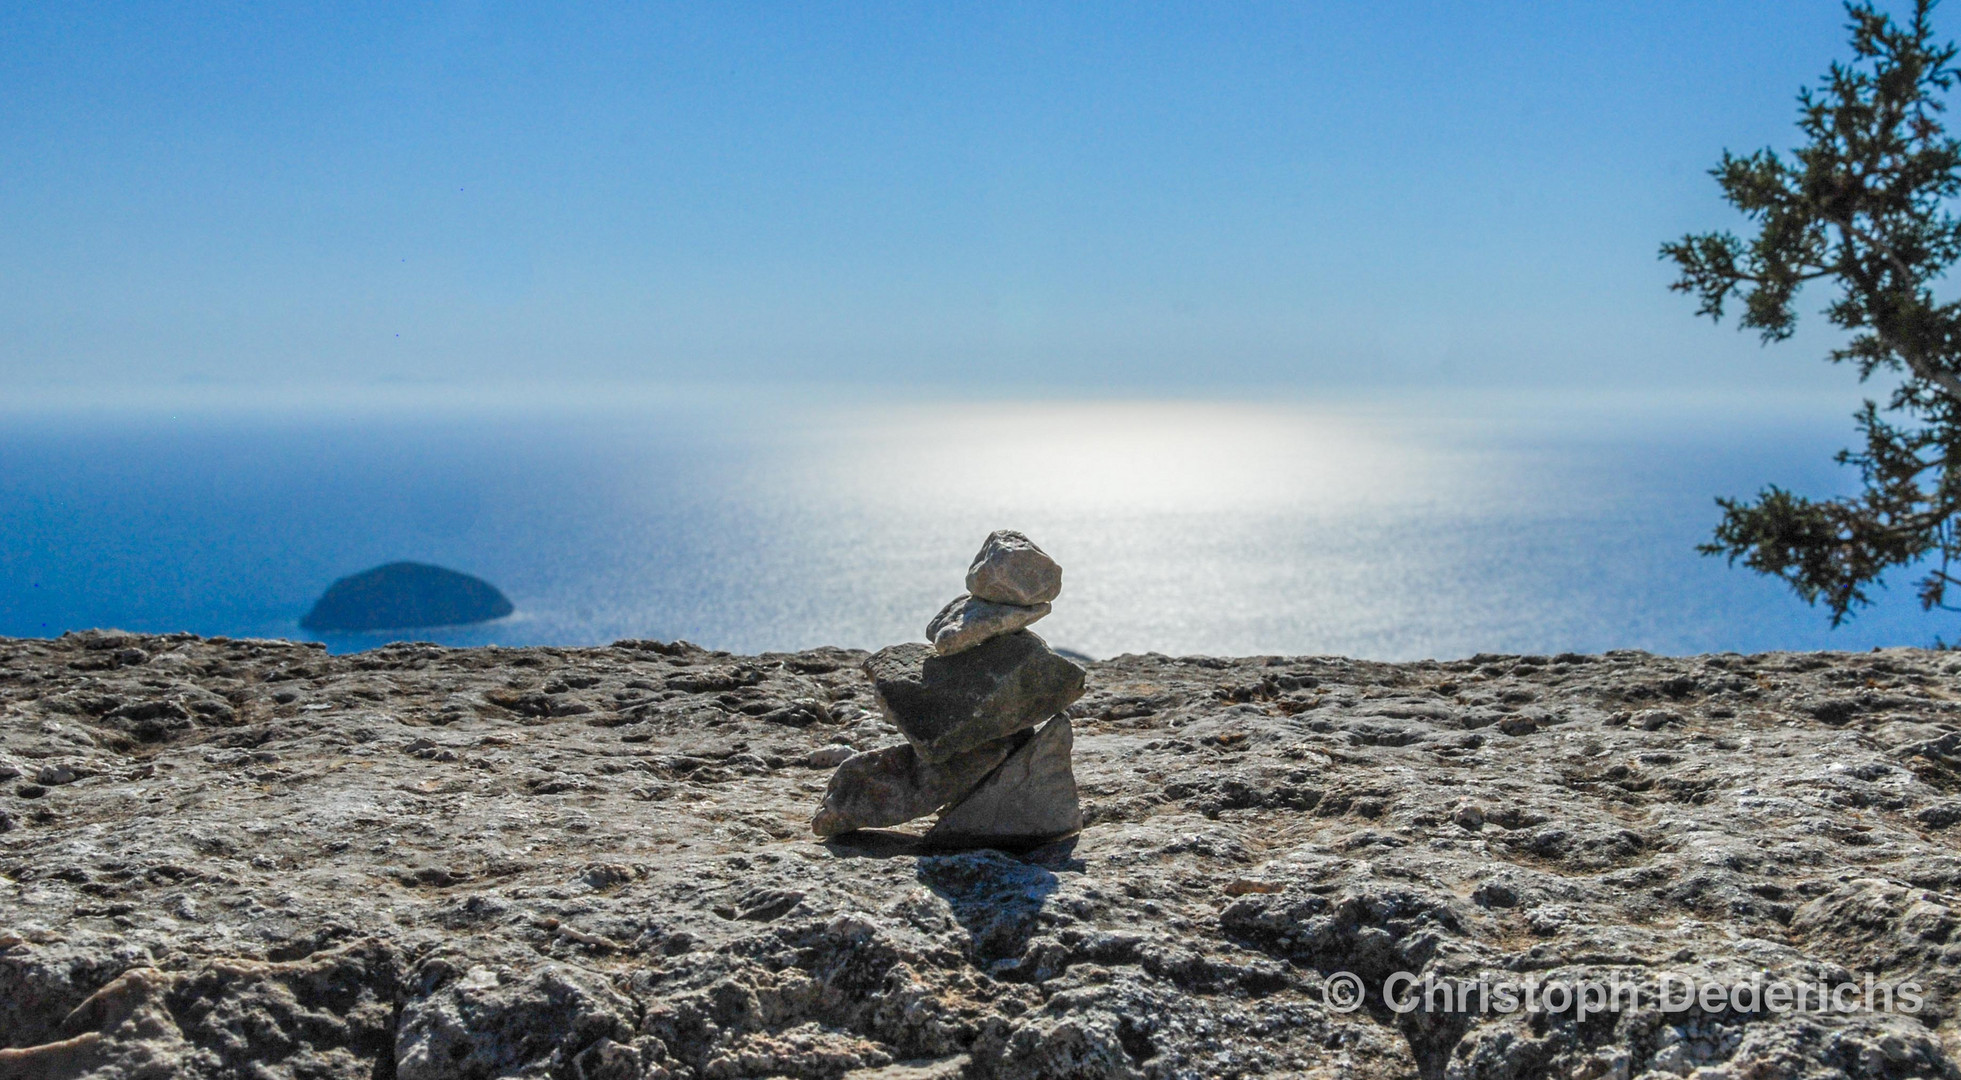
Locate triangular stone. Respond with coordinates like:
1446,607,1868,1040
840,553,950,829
926,716,1082,849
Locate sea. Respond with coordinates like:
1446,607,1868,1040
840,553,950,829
0,386,1946,659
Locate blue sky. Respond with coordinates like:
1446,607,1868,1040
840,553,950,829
0,2,1889,394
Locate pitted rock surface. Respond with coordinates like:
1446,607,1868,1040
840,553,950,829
3,633,1961,1077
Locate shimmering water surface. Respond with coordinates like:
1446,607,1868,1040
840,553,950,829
0,391,1941,658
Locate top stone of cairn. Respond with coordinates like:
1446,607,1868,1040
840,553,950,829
965,530,1062,607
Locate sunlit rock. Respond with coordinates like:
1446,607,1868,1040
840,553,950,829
964,530,1062,606
925,593,1050,656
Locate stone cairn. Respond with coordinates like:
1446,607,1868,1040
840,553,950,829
811,530,1088,848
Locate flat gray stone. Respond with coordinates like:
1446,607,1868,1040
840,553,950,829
864,632,1085,764
965,531,1062,606
810,734,1024,837
927,716,1082,849
925,594,1050,656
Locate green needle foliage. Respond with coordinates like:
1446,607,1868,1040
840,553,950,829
1665,0,1961,625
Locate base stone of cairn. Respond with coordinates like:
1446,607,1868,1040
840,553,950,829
812,530,1086,849
809,735,1024,837
926,715,1082,847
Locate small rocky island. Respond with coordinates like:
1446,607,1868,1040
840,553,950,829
300,562,513,633
4,578,1961,1075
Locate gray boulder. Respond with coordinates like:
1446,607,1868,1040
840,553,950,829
810,734,1027,836
865,632,1085,764
925,594,1051,655
965,531,1062,606
927,716,1082,848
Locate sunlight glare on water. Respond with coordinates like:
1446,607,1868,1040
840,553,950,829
0,390,1939,659
787,401,1474,516
718,400,1507,658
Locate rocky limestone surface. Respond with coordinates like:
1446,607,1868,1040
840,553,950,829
4,631,1961,1077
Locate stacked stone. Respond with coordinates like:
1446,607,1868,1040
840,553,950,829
811,531,1088,848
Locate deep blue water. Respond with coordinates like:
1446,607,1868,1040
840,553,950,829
0,390,1947,659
